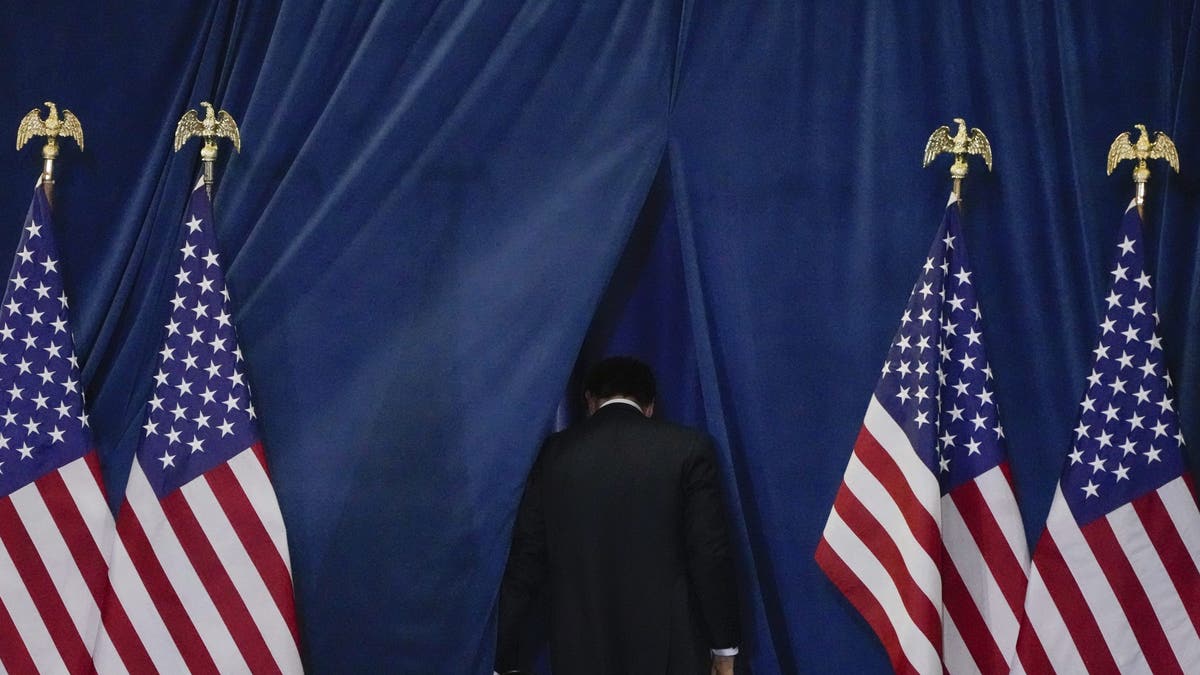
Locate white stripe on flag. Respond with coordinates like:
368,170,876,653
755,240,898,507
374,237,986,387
0,518,67,674
126,461,249,673
842,451,940,603
941,612,982,675
7,480,115,665
1107,501,1200,666
941,493,1020,654
1021,561,1080,673
227,448,293,573
183,472,302,672
1044,490,1150,674
864,396,941,526
823,509,941,674
974,466,1030,565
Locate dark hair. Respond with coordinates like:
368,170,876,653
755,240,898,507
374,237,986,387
583,356,656,408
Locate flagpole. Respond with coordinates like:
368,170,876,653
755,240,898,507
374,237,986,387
41,139,58,204
15,101,84,206
174,102,242,199
1106,124,1180,221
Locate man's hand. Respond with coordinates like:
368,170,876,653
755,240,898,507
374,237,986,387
711,654,734,675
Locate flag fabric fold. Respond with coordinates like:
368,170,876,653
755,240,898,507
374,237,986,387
1013,201,1200,674
98,178,303,674
817,195,1030,674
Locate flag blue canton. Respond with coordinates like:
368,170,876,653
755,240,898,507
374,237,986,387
0,183,92,498
874,200,1010,494
1062,203,1186,525
138,181,258,498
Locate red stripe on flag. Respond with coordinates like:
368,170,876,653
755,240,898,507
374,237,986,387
160,487,281,675
832,485,942,651
0,498,90,675
1024,533,1120,674
206,461,300,643
948,478,1026,615
118,506,220,675
35,469,155,673
1131,490,1200,638
816,538,920,675
940,547,1007,674
0,597,38,674
1082,512,1183,672
852,429,941,559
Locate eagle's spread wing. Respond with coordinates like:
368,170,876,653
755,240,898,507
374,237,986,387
215,111,241,153
923,126,953,167
59,110,84,150
1149,132,1179,173
967,128,993,170
16,108,45,150
174,110,204,151
1107,132,1137,175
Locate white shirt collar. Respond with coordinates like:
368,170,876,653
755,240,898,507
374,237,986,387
598,397,643,414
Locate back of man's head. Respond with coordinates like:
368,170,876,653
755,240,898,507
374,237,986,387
583,356,656,409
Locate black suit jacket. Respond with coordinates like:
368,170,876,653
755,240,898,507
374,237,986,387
497,402,740,674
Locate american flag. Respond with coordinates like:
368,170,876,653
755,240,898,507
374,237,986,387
0,181,149,673
97,179,303,673
1013,201,1200,673
816,196,1030,674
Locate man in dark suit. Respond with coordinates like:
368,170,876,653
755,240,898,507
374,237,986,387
496,357,740,675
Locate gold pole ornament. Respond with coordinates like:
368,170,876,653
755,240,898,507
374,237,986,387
1107,124,1178,214
174,102,241,196
923,118,993,201
16,102,84,204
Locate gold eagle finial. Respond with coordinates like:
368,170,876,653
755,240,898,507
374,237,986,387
923,118,992,200
1107,124,1177,175
1107,124,1179,210
16,101,85,202
174,102,241,196
174,102,241,153
924,118,992,171
16,101,84,152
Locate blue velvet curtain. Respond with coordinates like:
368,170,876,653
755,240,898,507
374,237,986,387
0,1,1197,672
